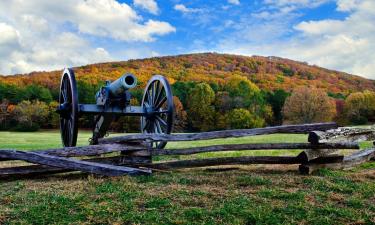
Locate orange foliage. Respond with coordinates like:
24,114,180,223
0,53,374,95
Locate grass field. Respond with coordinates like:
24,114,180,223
0,131,374,224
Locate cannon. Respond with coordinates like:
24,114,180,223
56,68,174,148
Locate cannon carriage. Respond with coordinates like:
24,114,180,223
56,68,174,148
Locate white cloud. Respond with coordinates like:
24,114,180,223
0,0,175,75
264,0,332,8
228,0,240,5
73,0,174,42
287,0,375,78
133,0,159,14
216,0,375,79
0,23,20,47
174,4,202,13
336,0,361,11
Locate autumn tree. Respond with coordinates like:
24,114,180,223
173,96,187,132
187,83,215,131
0,100,10,130
214,91,232,113
344,90,375,124
47,101,60,128
12,100,49,131
283,87,336,124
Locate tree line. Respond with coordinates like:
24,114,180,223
0,75,374,132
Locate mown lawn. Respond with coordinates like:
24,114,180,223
0,131,374,224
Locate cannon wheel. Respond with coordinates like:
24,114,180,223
141,75,174,149
58,68,79,147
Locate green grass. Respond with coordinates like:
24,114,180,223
0,131,374,224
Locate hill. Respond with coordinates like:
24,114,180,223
0,53,374,95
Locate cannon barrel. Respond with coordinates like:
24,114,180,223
108,73,137,96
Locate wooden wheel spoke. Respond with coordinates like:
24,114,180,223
144,102,150,108
153,81,160,105
147,120,155,133
147,89,152,105
143,119,151,132
153,81,162,105
155,110,169,114
154,86,164,107
154,123,158,133
151,82,156,104
155,120,163,133
155,115,168,127
155,96,167,109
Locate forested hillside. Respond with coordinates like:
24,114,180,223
1,53,374,132
1,53,374,93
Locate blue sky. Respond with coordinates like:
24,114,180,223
0,0,374,79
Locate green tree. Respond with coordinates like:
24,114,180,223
344,90,375,124
187,83,215,131
265,89,289,125
0,83,26,103
76,81,102,104
172,81,196,108
24,84,53,103
227,108,265,129
224,75,261,108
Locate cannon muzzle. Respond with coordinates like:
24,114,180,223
108,73,137,96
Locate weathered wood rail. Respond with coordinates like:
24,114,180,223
99,122,338,143
0,122,373,178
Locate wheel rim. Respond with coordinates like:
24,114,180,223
141,75,174,149
58,68,78,147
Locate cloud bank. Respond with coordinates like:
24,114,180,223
0,0,174,74
215,0,375,79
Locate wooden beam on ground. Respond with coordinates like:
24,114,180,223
0,150,151,176
151,142,359,156
0,143,148,162
99,122,338,144
308,127,375,144
298,149,343,162
299,148,375,174
39,142,147,157
149,156,302,170
342,148,375,168
0,156,151,177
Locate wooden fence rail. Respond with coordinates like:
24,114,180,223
99,122,338,144
0,122,373,178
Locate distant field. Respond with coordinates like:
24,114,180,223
0,130,374,224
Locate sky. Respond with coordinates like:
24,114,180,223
0,0,374,79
